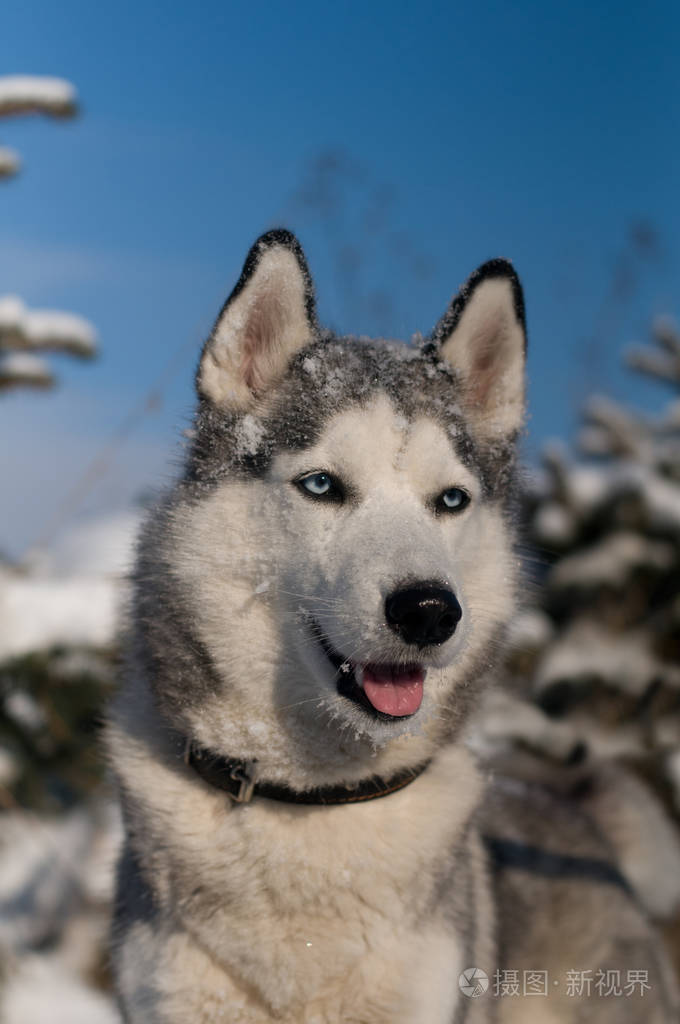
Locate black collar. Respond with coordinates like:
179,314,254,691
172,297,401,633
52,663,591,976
187,743,431,806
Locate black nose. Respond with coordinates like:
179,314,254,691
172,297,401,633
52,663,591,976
385,584,462,647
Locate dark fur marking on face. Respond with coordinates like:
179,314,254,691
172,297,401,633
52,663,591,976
187,334,519,507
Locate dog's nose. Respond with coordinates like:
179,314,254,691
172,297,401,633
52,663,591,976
385,584,462,647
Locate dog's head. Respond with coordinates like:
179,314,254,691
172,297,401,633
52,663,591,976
137,230,526,786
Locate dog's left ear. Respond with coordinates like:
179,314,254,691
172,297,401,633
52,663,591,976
198,229,317,408
432,260,526,439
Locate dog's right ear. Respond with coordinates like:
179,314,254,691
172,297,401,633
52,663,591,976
197,230,318,408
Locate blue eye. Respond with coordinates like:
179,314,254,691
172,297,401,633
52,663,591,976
295,471,344,503
302,472,331,495
438,487,470,513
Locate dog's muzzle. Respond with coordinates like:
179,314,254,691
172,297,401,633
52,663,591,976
308,618,425,720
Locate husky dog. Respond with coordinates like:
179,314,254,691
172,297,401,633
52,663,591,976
108,230,678,1023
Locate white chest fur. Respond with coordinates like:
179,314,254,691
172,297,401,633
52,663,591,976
112,718,480,1023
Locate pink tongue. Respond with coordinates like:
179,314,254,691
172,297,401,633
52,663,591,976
362,665,425,717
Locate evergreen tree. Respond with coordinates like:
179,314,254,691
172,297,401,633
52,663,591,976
478,314,680,967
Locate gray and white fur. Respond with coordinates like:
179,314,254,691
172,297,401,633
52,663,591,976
107,230,678,1023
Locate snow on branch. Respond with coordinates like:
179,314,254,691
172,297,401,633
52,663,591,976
626,346,680,387
535,619,680,700
0,296,97,357
579,394,653,460
549,530,674,592
625,316,680,388
0,352,54,390
653,315,680,356
0,76,78,119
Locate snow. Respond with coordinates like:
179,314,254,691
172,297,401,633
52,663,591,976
549,531,674,591
301,355,320,378
625,463,680,532
0,511,140,660
626,345,678,386
3,689,46,731
566,463,612,512
0,76,78,118
584,394,642,435
652,314,680,354
506,609,553,650
0,295,97,357
0,574,119,658
47,510,140,577
0,811,91,950
472,690,579,763
577,425,613,456
322,366,347,400
0,804,122,1024
534,449,680,545
234,413,266,457
3,957,120,1024
623,315,680,385
534,620,680,698
0,351,53,388
532,501,575,547
580,394,652,460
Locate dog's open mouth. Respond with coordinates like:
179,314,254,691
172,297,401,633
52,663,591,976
310,620,424,720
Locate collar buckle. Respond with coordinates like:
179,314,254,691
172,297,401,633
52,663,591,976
228,761,258,803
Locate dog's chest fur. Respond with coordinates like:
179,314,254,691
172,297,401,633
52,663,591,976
112,708,491,1023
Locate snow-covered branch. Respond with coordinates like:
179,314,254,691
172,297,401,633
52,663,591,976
0,76,78,119
0,352,54,390
626,345,680,387
0,296,97,358
625,316,680,389
653,315,680,356
0,76,98,392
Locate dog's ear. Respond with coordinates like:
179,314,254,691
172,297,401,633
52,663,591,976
431,260,526,438
197,229,318,408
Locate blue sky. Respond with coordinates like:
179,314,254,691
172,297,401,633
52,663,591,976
1,0,679,557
